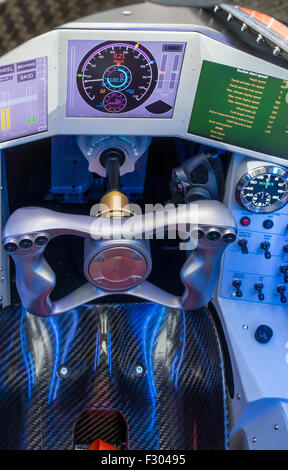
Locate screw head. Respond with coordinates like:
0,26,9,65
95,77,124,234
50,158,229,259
134,364,145,377
57,365,70,379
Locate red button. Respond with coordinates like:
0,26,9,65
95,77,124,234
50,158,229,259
240,216,251,227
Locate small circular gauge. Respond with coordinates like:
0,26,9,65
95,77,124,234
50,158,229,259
76,41,158,113
236,166,288,213
103,92,127,112
102,65,132,91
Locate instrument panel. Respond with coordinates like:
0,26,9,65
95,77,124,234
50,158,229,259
67,40,186,118
0,57,48,143
188,61,288,159
0,24,288,163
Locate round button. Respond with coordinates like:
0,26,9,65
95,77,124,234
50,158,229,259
19,238,33,249
263,219,274,229
240,216,251,227
35,236,48,247
207,231,221,241
4,242,18,253
222,233,236,244
254,325,273,344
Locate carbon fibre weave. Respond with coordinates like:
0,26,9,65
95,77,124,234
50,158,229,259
0,302,228,450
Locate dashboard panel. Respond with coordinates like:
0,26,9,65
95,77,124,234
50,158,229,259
0,22,287,166
0,56,47,143
67,40,185,117
188,60,288,158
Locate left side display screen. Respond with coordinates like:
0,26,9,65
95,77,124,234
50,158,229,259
0,56,48,143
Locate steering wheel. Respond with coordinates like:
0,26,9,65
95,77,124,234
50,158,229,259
3,200,237,316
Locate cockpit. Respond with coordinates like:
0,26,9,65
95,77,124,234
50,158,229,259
1,0,288,451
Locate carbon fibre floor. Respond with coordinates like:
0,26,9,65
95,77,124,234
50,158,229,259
0,302,229,450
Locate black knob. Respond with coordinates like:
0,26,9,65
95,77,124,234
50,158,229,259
260,241,271,259
255,325,273,344
283,245,288,253
238,238,248,254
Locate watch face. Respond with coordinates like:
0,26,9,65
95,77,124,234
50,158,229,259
236,166,288,213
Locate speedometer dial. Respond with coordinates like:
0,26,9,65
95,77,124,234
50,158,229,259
236,166,288,213
76,41,158,113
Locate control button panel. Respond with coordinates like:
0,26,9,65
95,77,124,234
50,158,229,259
220,208,288,305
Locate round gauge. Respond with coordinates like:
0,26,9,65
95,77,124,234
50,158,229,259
76,41,158,113
236,166,288,213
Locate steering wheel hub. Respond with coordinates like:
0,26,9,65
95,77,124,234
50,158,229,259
86,245,150,291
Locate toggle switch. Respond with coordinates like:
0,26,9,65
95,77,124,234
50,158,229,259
254,282,264,301
238,238,248,254
277,285,287,303
232,279,243,298
260,241,271,259
280,265,288,283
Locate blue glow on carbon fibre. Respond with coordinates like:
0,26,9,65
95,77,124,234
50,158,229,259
142,304,166,437
107,331,112,376
53,309,79,399
28,352,35,386
93,329,101,372
175,311,186,389
48,317,60,404
171,350,179,384
20,307,33,400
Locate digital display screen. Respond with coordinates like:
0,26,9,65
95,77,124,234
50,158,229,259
0,57,48,143
188,60,288,158
67,40,186,118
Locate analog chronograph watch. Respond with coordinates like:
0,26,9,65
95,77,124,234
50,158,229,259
235,166,288,213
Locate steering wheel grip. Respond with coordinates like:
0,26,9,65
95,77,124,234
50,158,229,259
3,201,237,316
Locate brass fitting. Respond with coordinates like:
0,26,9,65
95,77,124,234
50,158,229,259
97,191,134,218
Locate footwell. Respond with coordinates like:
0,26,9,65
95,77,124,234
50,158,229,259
0,302,229,450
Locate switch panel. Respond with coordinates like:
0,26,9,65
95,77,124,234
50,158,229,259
220,208,288,305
